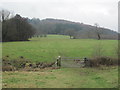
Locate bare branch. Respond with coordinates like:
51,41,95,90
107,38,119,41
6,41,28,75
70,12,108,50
0,9,14,22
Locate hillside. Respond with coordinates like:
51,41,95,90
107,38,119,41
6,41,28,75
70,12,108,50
28,18,118,40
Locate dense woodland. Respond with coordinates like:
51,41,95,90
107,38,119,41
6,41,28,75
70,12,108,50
28,18,118,40
1,10,35,42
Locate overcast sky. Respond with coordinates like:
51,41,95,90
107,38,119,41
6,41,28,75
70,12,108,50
0,0,119,31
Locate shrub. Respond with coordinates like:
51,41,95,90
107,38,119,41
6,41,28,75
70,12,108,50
85,57,118,67
2,58,56,71
2,58,30,71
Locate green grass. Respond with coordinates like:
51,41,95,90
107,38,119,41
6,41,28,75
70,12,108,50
2,35,118,88
2,35,118,62
3,66,118,88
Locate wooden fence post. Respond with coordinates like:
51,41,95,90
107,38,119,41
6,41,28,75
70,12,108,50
57,56,61,68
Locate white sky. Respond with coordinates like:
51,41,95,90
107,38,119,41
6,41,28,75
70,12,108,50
0,0,119,31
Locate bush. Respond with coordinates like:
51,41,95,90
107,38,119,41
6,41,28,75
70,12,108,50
2,58,30,71
2,58,56,71
85,57,118,67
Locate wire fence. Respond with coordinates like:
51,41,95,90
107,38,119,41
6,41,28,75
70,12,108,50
60,57,85,68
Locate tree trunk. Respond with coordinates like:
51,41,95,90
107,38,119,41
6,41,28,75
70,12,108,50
98,34,101,40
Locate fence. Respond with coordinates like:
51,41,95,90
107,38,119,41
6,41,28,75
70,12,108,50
56,56,87,68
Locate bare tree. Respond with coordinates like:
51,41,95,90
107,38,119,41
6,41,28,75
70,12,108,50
1,10,10,22
1,10,12,41
92,42,104,58
114,44,119,58
94,23,102,40
65,29,75,39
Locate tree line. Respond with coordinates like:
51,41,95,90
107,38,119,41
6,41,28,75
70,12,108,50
28,18,118,40
1,10,35,42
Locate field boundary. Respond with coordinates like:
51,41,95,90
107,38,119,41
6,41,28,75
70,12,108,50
56,56,86,68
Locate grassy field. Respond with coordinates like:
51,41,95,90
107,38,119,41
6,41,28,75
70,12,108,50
2,35,118,62
2,35,118,88
2,66,118,88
